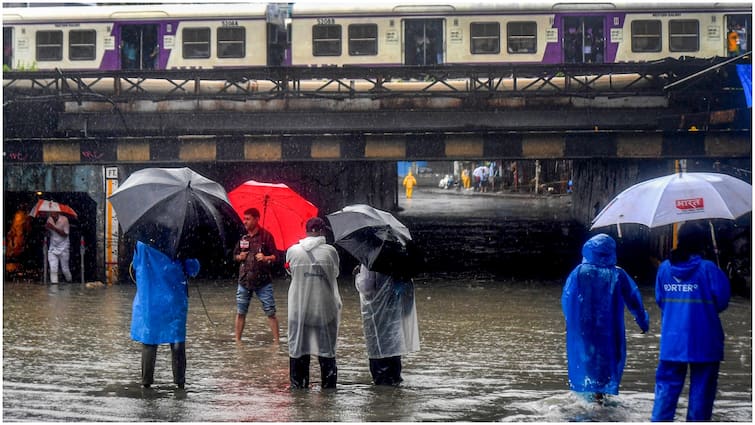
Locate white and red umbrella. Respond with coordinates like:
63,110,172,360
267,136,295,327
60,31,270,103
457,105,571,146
591,172,752,230
29,199,78,219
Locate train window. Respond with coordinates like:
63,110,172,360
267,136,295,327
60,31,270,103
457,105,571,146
669,20,699,52
631,20,661,52
348,24,377,56
69,30,96,61
313,24,342,56
217,27,245,58
183,27,211,59
507,22,537,54
471,22,500,54
36,30,63,61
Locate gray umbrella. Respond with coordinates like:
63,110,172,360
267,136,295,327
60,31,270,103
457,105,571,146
327,204,421,277
108,167,244,259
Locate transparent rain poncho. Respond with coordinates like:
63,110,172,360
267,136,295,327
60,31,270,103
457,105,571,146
561,234,649,395
130,241,200,345
286,236,341,358
355,265,420,359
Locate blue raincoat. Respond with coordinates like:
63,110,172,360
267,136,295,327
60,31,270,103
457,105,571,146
131,241,200,345
655,255,730,362
562,234,649,395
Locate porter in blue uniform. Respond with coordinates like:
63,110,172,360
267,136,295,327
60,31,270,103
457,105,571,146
651,221,730,421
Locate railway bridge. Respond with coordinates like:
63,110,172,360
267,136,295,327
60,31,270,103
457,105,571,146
3,59,751,282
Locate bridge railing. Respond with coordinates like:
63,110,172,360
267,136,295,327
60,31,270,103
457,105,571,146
4,59,736,104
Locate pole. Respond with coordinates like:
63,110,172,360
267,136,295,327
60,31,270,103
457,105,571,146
43,236,48,284
80,236,85,284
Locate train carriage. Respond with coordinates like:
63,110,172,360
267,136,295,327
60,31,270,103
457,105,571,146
3,2,751,71
289,1,751,67
2,3,287,71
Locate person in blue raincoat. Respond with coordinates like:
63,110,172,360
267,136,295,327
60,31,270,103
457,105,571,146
651,221,730,421
131,241,200,389
562,233,649,403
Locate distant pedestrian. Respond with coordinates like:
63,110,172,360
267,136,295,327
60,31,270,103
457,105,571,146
403,171,417,199
46,211,72,283
651,221,730,421
562,233,649,403
727,27,740,57
286,217,341,389
233,208,280,343
354,264,420,385
131,241,200,389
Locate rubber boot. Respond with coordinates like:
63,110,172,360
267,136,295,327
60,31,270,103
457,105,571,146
171,342,186,389
370,356,403,386
289,356,310,389
141,344,158,388
318,356,337,389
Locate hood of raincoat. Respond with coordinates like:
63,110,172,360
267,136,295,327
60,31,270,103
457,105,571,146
297,235,327,252
668,254,703,280
581,233,616,267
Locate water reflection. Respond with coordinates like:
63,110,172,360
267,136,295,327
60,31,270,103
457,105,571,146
3,277,751,422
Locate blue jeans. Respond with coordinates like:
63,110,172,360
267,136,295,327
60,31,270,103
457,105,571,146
236,283,276,317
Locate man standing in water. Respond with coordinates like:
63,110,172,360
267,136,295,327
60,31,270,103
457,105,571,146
651,221,730,421
354,264,420,385
131,241,200,389
562,233,649,403
285,217,341,389
233,208,280,343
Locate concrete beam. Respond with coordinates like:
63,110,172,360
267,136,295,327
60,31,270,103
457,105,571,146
3,131,749,164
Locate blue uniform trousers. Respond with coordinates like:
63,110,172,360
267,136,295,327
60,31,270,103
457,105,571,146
651,360,719,421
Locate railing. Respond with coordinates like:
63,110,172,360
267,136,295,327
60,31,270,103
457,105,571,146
4,58,738,104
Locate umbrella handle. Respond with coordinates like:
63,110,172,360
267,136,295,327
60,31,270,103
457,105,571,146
261,194,269,230
708,220,720,268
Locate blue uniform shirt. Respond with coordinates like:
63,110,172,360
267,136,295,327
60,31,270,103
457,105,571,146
655,255,730,362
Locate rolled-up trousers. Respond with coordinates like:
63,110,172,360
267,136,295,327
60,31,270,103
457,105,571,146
651,360,719,422
141,342,186,387
290,355,337,389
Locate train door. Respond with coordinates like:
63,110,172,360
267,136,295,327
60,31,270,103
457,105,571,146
120,24,159,70
562,16,605,63
404,19,444,65
725,15,750,56
3,27,12,70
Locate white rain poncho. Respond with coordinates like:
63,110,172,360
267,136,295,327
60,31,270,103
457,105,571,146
286,235,341,358
355,265,420,359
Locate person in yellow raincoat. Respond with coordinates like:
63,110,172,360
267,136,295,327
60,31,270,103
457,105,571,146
402,171,417,199
461,169,471,189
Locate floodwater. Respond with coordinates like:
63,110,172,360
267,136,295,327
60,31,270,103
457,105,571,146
3,190,751,421
2,278,751,422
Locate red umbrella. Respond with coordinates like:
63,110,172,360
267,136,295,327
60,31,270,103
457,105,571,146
29,199,78,219
228,180,318,251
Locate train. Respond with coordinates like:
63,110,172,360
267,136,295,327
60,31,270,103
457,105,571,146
2,2,751,72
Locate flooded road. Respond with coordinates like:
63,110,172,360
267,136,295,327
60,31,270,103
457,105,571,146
4,190,751,421
3,277,751,422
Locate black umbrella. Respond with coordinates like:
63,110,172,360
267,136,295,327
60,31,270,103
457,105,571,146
326,204,421,278
108,167,244,259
